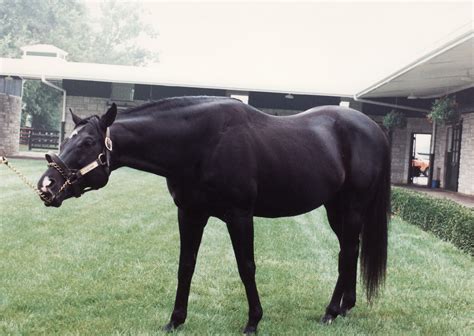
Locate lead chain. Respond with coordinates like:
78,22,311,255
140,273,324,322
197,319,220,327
1,156,52,203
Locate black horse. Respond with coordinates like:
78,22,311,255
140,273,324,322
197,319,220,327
37,96,390,334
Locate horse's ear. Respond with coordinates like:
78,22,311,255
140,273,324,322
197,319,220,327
100,103,117,129
70,108,82,125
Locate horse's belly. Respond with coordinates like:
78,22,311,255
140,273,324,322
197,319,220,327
253,181,335,218
253,199,323,218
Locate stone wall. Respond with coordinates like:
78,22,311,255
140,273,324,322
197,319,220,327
65,96,109,135
65,96,147,135
0,93,21,156
458,112,474,195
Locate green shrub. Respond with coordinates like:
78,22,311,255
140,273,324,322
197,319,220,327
428,96,460,125
391,187,474,255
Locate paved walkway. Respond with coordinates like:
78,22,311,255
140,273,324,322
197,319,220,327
401,185,474,209
10,151,45,160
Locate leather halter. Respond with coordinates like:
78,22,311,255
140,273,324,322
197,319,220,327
44,127,113,202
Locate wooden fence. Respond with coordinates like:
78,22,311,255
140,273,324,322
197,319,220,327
20,127,59,150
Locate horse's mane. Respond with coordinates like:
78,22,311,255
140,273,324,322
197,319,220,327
120,96,233,115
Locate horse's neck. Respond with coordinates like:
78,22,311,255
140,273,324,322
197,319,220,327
110,113,199,177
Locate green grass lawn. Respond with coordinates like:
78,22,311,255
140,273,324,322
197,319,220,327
1,159,473,335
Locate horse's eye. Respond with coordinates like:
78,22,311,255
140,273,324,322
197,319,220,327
82,138,95,147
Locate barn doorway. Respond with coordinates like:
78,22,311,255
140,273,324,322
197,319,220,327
409,133,431,186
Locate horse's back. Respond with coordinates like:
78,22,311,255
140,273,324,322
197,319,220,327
247,105,388,217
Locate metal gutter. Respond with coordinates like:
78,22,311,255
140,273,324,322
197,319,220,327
41,75,66,142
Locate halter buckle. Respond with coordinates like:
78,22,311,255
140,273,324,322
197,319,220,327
105,137,113,151
98,153,107,166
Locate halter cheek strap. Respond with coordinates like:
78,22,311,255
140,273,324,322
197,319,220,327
105,127,113,172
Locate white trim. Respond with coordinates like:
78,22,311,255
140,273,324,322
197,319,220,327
413,82,474,99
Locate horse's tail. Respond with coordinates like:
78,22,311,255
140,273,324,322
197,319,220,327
360,137,391,302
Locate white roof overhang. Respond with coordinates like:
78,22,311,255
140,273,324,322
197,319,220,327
355,29,474,100
0,56,350,98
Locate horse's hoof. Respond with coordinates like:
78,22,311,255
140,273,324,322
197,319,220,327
321,313,336,324
243,325,257,335
340,307,351,317
162,322,178,332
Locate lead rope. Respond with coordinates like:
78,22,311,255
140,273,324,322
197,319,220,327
1,156,53,204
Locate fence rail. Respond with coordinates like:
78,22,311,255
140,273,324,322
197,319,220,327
20,127,32,145
20,127,59,150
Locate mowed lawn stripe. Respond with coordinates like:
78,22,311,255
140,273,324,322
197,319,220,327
1,159,473,335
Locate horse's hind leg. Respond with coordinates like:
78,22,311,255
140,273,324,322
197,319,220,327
226,213,263,335
322,197,362,323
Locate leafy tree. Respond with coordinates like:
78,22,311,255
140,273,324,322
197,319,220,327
22,81,61,130
86,0,158,66
0,0,92,60
0,0,158,130
0,0,156,64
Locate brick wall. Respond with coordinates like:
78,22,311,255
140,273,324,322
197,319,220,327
458,112,474,195
0,93,21,156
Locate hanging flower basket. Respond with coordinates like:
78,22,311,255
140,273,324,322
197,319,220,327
383,110,407,132
428,96,460,125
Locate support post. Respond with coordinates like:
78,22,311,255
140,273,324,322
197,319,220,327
428,120,437,188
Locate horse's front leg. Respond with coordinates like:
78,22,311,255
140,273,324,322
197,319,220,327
163,208,209,331
226,213,263,335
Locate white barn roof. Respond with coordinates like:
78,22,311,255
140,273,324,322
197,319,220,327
2,27,472,100
356,29,474,99
0,51,349,97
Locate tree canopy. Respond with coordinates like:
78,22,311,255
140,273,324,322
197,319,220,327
0,0,158,130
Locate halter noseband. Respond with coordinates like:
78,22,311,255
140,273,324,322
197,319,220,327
43,127,113,204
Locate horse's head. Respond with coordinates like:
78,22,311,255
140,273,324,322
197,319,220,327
37,104,117,207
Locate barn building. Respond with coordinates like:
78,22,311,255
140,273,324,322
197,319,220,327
1,29,473,195
355,30,473,195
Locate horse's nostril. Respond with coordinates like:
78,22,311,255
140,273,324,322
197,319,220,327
49,178,56,187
